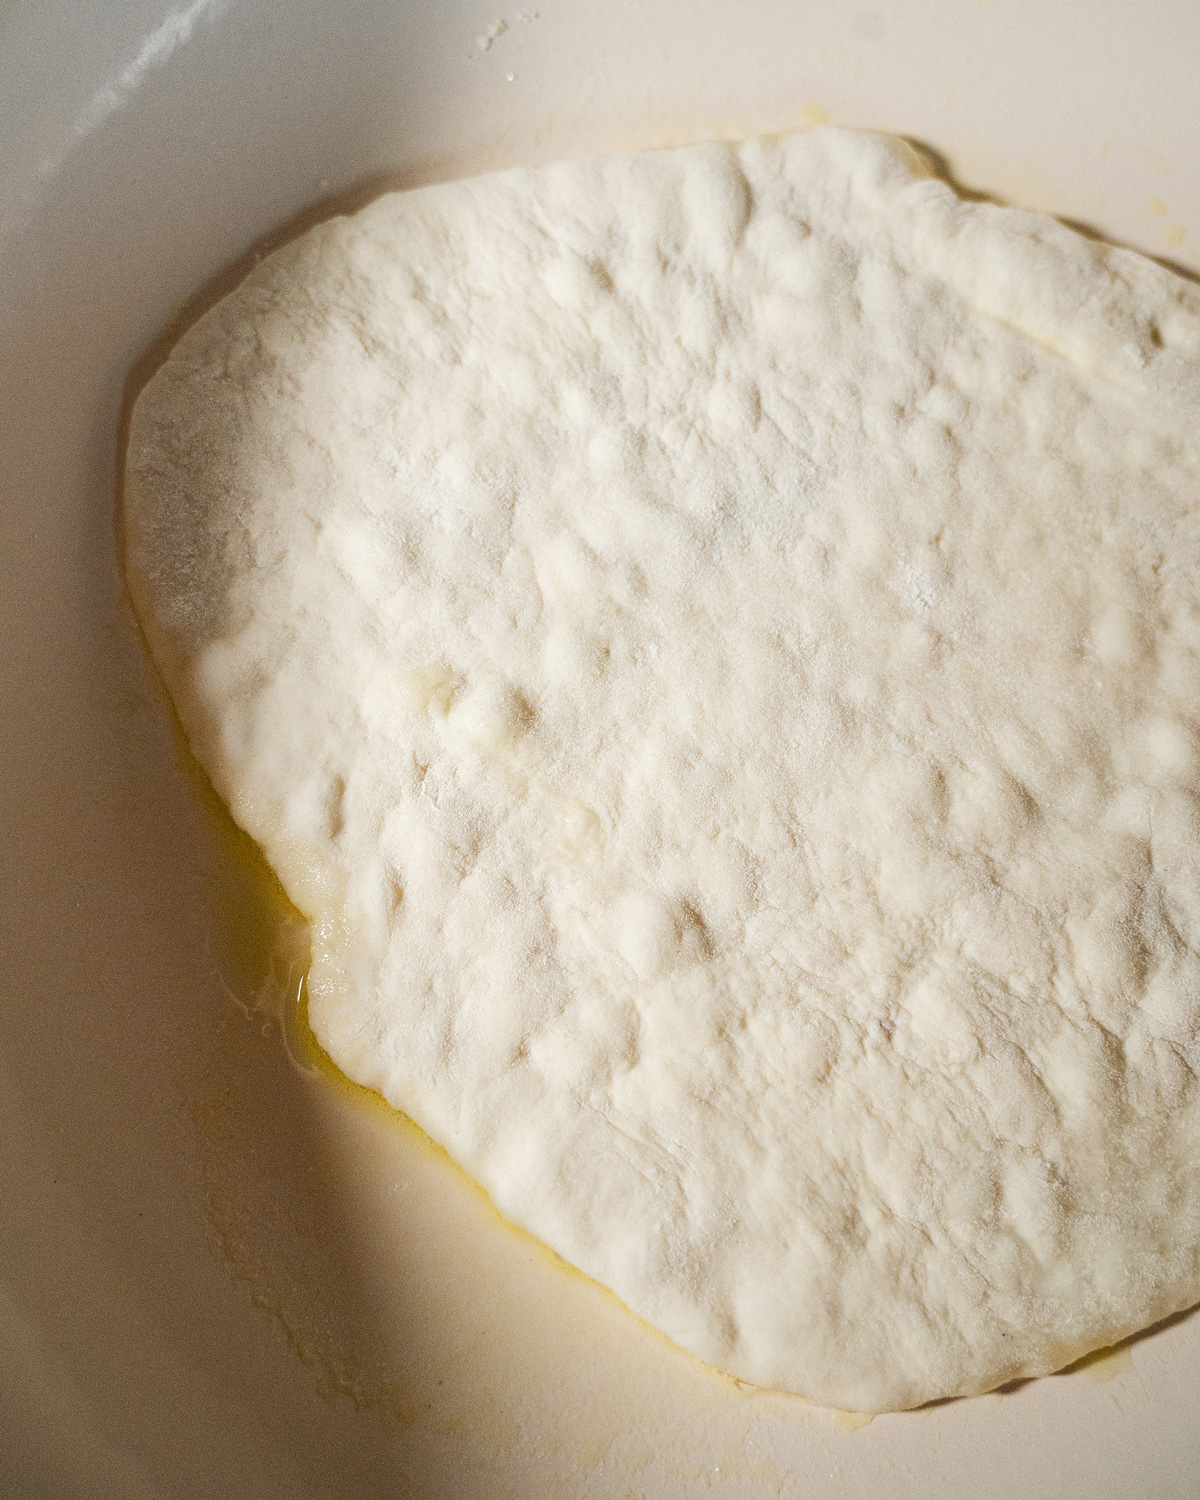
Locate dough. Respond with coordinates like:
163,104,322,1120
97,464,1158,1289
124,128,1200,1412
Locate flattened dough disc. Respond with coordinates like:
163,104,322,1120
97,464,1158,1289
125,128,1200,1411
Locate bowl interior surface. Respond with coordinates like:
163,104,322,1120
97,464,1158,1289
1,2,1198,1496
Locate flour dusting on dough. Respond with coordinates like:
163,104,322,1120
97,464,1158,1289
125,129,1200,1412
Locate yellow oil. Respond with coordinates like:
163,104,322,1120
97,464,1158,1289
176,727,654,1289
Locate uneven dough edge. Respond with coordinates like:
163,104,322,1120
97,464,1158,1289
124,128,1200,1412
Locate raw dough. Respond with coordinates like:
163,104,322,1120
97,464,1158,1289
124,128,1200,1412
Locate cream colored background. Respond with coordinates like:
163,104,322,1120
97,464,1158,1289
1,1,1198,1495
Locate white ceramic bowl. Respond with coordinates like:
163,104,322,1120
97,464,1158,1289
2,3,1198,1495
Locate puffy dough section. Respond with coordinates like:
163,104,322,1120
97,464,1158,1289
125,127,1200,1412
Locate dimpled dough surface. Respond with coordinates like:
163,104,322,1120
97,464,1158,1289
125,128,1200,1412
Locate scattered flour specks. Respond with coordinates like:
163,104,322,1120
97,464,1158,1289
476,17,508,51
